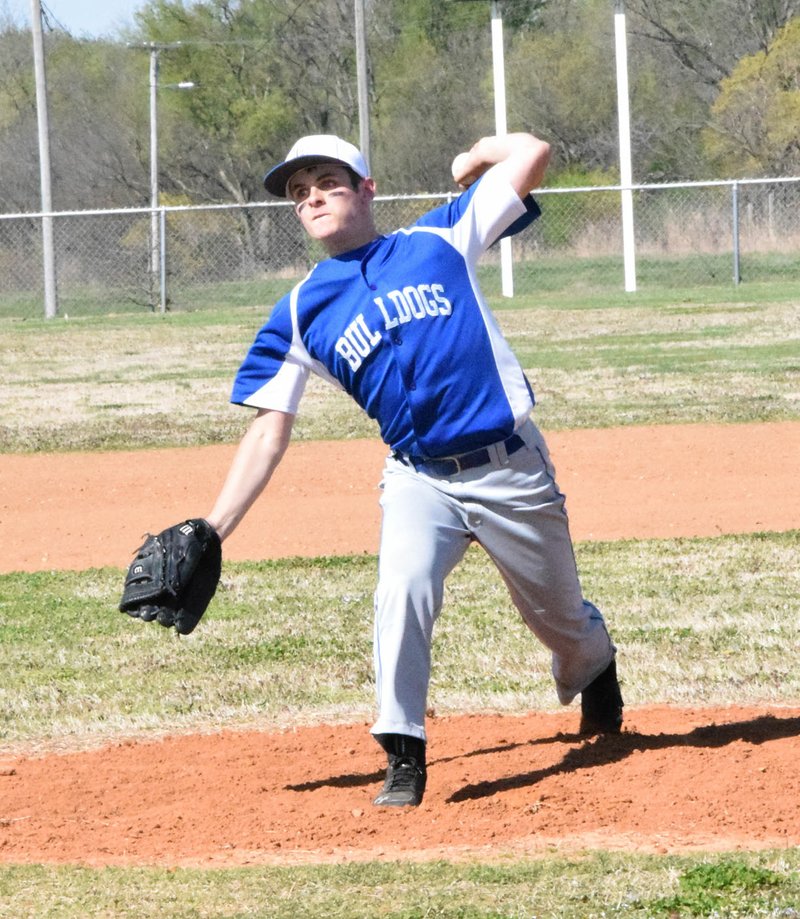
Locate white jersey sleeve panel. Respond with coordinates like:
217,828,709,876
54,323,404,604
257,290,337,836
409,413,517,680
449,165,529,259
239,280,343,413
239,360,309,413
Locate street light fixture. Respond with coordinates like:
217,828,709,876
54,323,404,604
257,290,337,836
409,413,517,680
128,41,191,311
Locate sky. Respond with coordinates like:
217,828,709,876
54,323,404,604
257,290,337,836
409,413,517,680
5,0,145,38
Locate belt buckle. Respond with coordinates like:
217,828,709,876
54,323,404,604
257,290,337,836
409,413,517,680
428,453,462,474
430,453,462,474
442,446,486,474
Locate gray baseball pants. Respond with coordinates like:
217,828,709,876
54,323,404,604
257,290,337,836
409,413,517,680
369,418,616,743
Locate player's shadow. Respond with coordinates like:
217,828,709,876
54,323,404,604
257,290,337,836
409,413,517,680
287,768,385,792
445,713,800,803
284,737,533,792
285,714,800,797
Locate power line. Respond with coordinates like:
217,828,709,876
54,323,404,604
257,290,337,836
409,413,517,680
39,0,68,33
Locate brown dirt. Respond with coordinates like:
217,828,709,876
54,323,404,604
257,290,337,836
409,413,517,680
2,421,800,867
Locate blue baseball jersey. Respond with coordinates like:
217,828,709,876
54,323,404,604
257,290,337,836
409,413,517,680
231,166,541,459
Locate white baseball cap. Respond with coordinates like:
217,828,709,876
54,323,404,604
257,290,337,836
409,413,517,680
263,135,370,197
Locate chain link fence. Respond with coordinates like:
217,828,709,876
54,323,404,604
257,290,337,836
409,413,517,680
1,177,798,320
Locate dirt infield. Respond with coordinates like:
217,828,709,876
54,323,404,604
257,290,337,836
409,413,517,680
2,421,800,866
6,421,800,573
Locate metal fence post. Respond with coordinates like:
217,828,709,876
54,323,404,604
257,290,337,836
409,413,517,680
732,181,741,285
159,206,168,312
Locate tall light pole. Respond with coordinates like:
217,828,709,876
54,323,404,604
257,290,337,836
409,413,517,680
614,0,637,292
490,0,514,298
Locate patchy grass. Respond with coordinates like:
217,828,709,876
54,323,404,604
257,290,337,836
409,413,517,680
1,531,798,751
502,297,800,429
1,290,798,452
1,851,799,918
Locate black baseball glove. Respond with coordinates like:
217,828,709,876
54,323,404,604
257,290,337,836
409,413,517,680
119,518,222,635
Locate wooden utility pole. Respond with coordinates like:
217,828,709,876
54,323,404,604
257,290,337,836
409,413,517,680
30,0,58,318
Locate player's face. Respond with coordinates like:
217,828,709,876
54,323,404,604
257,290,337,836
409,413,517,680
286,164,376,255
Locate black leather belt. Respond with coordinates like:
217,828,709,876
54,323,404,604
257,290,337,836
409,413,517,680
394,433,526,476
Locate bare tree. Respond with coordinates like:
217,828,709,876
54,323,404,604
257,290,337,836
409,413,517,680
626,0,800,92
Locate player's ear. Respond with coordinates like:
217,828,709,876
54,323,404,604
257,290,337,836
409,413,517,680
361,177,377,201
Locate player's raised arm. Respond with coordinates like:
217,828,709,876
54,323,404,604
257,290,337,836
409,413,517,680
451,132,551,199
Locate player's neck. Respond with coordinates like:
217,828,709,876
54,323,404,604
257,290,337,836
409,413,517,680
322,221,380,258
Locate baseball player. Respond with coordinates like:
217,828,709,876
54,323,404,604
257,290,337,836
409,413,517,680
203,132,623,808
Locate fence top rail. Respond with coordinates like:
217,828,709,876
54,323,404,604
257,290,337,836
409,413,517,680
0,192,456,221
0,200,291,221
537,176,800,195
2,175,798,221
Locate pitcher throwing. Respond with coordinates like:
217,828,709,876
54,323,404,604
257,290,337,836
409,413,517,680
125,131,623,808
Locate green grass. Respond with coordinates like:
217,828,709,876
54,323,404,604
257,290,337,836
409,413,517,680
1,286,798,452
479,251,800,299
1,852,799,918
4,246,799,321
2,531,798,749
500,293,800,429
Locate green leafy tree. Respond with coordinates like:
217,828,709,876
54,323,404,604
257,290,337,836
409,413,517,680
0,25,39,211
132,0,295,204
130,0,389,202
371,0,551,192
506,1,618,173
370,1,491,192
46,38,148,207
6,0,796,220
703,16,800,176
506,0,735,181
617,0,799,178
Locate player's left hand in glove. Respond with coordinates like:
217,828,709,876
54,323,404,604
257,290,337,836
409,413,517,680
119,518,221,635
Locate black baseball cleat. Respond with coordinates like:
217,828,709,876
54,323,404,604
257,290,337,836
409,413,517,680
579,659,624,735
373,733,427,807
